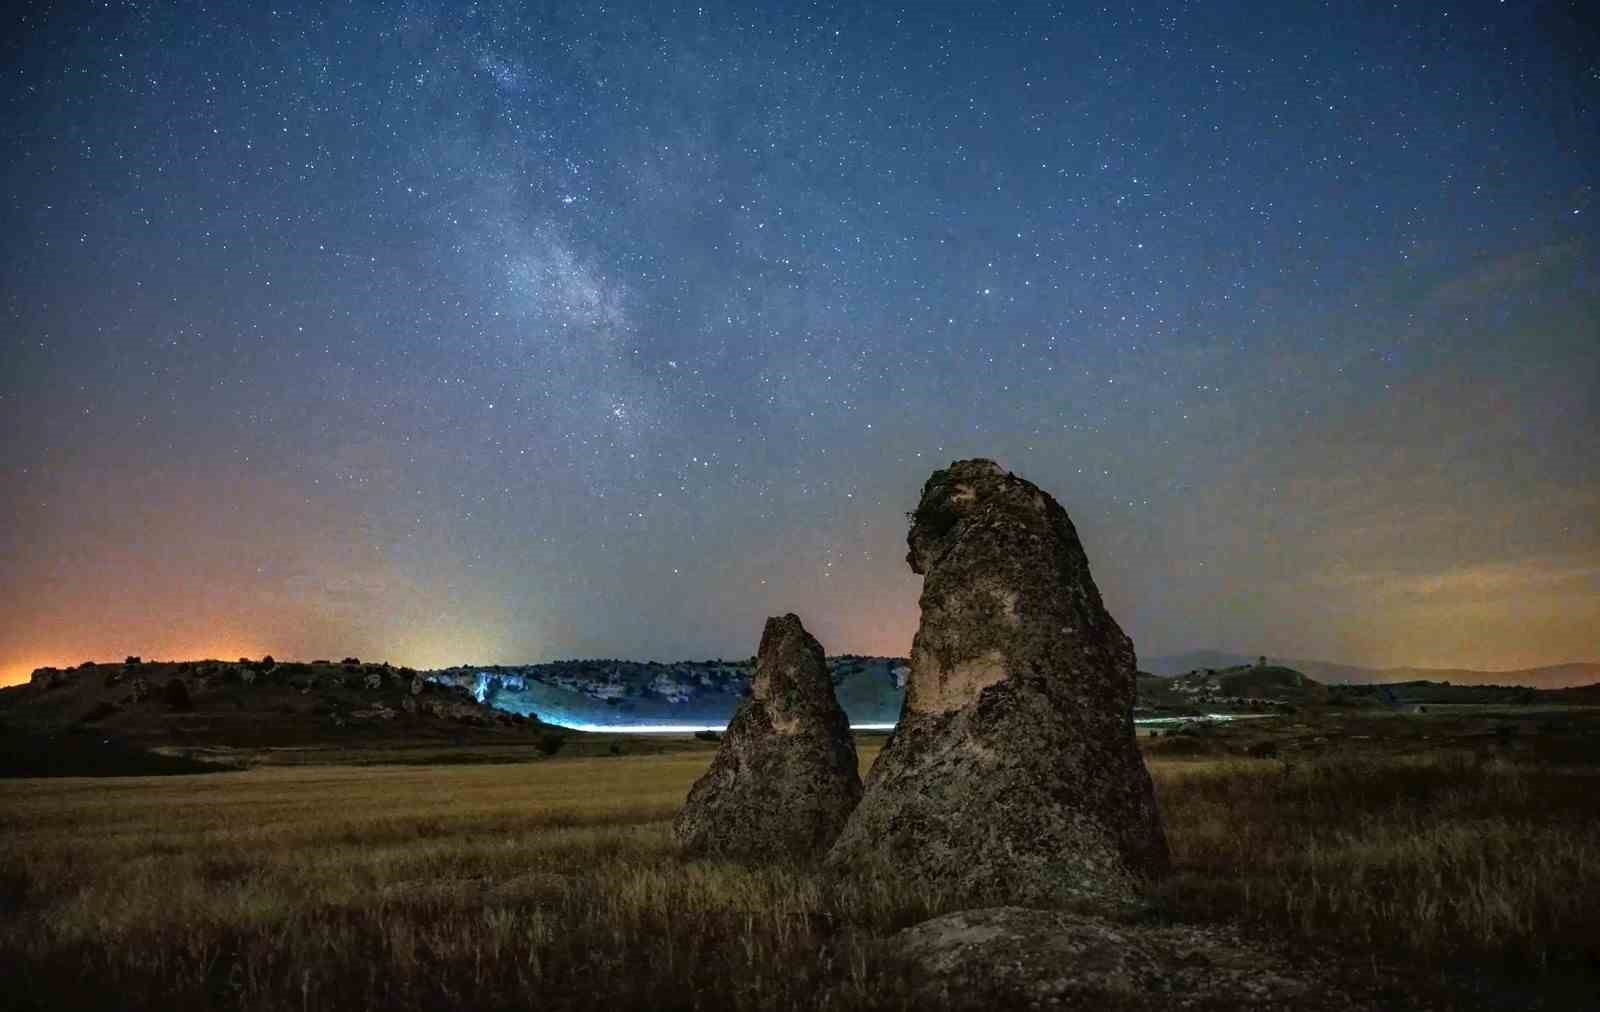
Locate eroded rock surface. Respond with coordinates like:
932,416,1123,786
827,459,1167,905
883,907,1341,1011
673,614,861,858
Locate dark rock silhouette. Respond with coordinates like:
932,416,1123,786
29,667,67,690
673,614,861,858
827,459,1168,904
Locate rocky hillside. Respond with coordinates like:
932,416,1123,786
427,655,910,728
2,657,545,752
431,655,1336,728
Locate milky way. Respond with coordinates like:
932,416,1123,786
3,2,1596,682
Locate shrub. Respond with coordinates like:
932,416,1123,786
163,678,192,711
537,733,566,756
78,701,119,724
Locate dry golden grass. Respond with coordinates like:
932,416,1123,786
1,744,1596,1010
1150,754,1600,970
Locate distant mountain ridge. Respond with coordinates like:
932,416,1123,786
442,651,1600,729
1143,651,1600,689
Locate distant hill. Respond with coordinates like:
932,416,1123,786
0,658,545,762
1351,662,1600,689
1137,664,1328,710
1326,681,1554,707
1145,652,1600,689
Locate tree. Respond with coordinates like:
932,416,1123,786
163,678,192,711
537,732,566,756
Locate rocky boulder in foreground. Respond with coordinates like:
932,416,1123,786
673,614,861,858
827,459,1168,904
882,907,1338,1010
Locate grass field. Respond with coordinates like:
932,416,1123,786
2,736,1598,1010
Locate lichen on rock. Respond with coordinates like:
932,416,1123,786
882,907,1324,1010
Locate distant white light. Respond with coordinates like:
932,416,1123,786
557,722,727,734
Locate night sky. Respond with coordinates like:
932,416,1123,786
3,1,1596,685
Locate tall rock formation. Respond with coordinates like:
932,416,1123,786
673,614,862,858
827,459,1168,904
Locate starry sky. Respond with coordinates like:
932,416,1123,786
3,1,1597,685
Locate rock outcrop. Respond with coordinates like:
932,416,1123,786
673,614,861,858
827,459,1168,905
29,667,68,690
882,907,1329,1010
7,658,541,751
